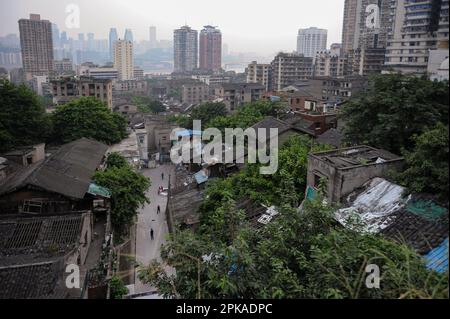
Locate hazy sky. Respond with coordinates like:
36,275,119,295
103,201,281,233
0,0,345,55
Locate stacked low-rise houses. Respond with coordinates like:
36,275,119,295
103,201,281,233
270,52,314,91
215,83,266,111
0,139,114,299
246,61,271,91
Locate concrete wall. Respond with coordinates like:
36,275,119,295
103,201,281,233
307,155,404,203
336,161,404,202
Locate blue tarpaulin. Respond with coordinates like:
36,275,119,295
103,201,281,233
174,130,202,138
424,238,449,273
194,170,209,185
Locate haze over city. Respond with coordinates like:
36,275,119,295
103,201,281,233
0,0,448,303
0,0,344,55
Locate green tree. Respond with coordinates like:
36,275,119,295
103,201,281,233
106,152,128,169
139,197,448,299
109,276,129,299
94,154,151,235
340,74,449,154
51,97,128,145
132,96,166,114
397,123,449,200
0,79,51,153
191,102,228,126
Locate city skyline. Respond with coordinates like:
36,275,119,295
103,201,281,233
0,0,345,55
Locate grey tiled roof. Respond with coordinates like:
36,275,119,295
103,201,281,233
0,138,108,199
0,213,85,264
316,128,343,148
0,213,89,299
0,258,68,299
381,209,449,255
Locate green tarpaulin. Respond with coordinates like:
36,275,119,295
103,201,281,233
88,183,111,198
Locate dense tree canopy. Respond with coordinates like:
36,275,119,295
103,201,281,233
132,96,166,114
170,101,281,131
51,97,128,145
106,152,129,169
340,74,449,154
397,123,449,200
191,102,228,126
94,153,151,235
139,196,448,299
0,79,51,153
109,276,129,299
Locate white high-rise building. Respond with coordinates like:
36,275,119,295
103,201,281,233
114,40,134,81
297,27,328,58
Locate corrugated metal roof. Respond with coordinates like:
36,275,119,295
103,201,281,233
424,238,449,273
335,178,406,233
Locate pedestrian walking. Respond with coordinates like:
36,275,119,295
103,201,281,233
150,229,154,241
157,205,161,214
162,172,165,180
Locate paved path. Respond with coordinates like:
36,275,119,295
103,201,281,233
133,164,174,294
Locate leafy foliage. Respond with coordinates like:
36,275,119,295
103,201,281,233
109,275,129,299
139,196,448,299
0,79,52,153
132,96,166,114
198,135,330,234
106,152,129,169
191,102,228,126
207,101,278,131
340,74,449,154
169,101,280,131
94,153,151,234
397,123,449,200
52,97,128,145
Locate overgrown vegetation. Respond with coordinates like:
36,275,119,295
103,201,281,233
109,275,129,299
94,153,151,236
397,123,449,201
0,79,52,153
169,100,287,131
52,97,128,145
0,81,130,152
341,74,448,154
341,74,449,200
139,194,448,299
132,96,166,114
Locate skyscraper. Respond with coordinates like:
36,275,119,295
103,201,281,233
60,31,68,46
199,26,222,72
341,0,392,75
124,29,134,42
149,26,157,48
297,27,328,58
51,23,60,48
109,28,118,61
385,0,449,75
173,25,198,73
341,0,359,54
114,40,134,81
18,14,54,80
87,33,95,51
